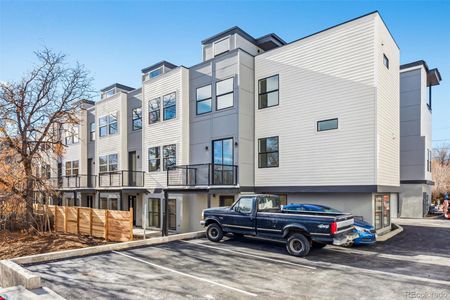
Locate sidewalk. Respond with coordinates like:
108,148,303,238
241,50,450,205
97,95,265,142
393,217,450,228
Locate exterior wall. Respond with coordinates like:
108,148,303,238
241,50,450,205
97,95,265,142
127,89,143,172
255,13,379,187
87,108,96,163
374,16,400,187
400,183,431,218
142,67,190,190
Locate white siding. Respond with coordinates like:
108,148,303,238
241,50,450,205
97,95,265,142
255,13,378,187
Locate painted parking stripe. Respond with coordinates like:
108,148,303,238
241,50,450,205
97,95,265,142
180,240,316,270
112,250,258,297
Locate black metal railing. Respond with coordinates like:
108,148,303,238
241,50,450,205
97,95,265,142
167,163,238,187
60,175,97,188
98,170,145,187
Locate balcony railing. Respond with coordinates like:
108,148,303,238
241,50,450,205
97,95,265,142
60,175,97,188
98,170,145,187
167,163,238,187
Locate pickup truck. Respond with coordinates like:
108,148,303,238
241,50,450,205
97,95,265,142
200,194,357,257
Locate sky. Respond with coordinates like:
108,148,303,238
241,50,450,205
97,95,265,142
0,0,449,146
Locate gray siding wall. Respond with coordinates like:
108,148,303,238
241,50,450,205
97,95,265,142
127,89,143,172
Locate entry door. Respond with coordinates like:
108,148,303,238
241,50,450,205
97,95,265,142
128,196,136,226
148,198,161,228
57,163,62,187
87,158,93,187
167,199,177,231
212,138,234,185
86,195,93,208
128,151,137,186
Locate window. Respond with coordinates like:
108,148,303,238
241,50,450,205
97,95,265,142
258,136,279,168
132,107,142,131
65,160,79,176
317,118,338,131
258,75,279,109
374,194,390,230
213,138,234,185
90,122,95,141
64,126,79,145
149,98,161,124
233,197,253,214
102,88,116,99
214,37,230,56
148,198,161,228
258,196,282,211
109,113,118,135
148,146,161,172
148,67,162,79
99,154,118,173
163,144,176,170
427,149,432,172
163,92,176,120
216,78,234,110
383,54,389,69
196,85,212,115
219,196,235,207
41,164,51,179
99,116,108,137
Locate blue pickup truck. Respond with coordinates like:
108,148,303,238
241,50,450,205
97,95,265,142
200,194,357,257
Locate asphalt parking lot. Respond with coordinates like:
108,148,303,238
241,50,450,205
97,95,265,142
26,219,450,300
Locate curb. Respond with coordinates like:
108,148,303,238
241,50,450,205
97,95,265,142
376,223,403,242
0,260,41,289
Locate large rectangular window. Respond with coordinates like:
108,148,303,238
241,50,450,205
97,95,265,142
148,146,161,172
64,126,79,145
132,107,142,131
196,84,212,115
212,138,234,185
90,122,95,141
163,92,176,121
109,113,118,135
258,136,279,168
258,75,279,109
148,98,160,124
99,116,108,137
65,160,79,176
99,114,118,137
216,78,234,110
163,144,176,170
99,154,118,173
317,118,338,131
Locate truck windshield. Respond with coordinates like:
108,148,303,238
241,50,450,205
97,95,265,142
258,196,281,212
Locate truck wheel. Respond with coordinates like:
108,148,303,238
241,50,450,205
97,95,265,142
312,242,327,249
286,233,310,257
206,223,223,242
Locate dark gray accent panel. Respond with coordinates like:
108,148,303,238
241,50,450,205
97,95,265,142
141,60,178,74
253,185,400,193
400,180,434,185
100,83,135,92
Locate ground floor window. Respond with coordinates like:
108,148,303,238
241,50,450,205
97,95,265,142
99,196,119,210
168,199,177,231
148,198,161,228
374,194,390,230
219,195,235,207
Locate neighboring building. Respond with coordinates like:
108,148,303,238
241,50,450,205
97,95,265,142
40,11,435,235
399,61,442,218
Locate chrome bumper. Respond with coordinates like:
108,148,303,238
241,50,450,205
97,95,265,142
200,221,206,226
333,232,359,246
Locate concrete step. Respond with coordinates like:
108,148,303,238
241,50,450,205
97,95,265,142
0,285,65,300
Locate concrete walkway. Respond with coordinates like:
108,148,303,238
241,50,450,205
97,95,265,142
393,217,450,228
0,285,64,300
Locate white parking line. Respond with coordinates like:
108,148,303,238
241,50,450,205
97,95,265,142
112,250,258,297
181,240,316,270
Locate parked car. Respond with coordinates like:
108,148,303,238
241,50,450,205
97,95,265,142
428,204,442,215
282,204,376,246
200,194,358,257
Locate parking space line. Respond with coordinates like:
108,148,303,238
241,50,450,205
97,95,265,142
112,250,258,297
180,240,316,270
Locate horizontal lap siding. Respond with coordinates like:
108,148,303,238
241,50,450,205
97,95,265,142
255,14,377,187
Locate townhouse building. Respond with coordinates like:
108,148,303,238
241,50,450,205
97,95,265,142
399,61,441,218
43,11,439,236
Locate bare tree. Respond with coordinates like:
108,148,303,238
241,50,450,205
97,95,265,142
432,144,450,199
0,48,92,229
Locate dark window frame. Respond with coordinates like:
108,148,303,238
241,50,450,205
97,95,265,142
132,107,142,131
108,113,118,135
215,77,234,111
317,118,339,132
258,136,279,168
258,74,279,109
212,137,234,166
148,146,161,172
383,54,389,69
163,144,176,171
90,122,95,141
196,84,212,115
163,92,177,121
148,97,161,124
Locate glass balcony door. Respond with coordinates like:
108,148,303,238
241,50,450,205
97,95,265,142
212,138,234,185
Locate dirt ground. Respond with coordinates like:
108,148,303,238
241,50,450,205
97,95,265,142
0,231,112,260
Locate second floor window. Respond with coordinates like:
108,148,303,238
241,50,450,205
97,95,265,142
163,92,176,121
383,54,389,69
163,144,176,170
258,75,279,109
99,154,118,173
196,84,212,115
65,126,79,145
65,160,79,176
41,164,51,179
132,107,142,131
99,113,118,137
258,136,279,168
216,78,234,110
109,113,118,134
90,122,95,141
149,98,160,124
148,146,160,172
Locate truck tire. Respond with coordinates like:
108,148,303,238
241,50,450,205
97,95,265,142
286,233,311,257
312,242,327,249
206,223,223,242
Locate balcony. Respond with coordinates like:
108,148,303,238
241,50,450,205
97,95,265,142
167,163,238,187
98,170,145,187
60,175,97,189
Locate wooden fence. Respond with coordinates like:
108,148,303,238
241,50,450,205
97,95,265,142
35,205,133,242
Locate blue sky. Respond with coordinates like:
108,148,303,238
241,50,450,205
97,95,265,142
1,0,449,146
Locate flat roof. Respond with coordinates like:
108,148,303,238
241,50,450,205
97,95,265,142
100,83,135,93
401,60,442,86
141,60,178,74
